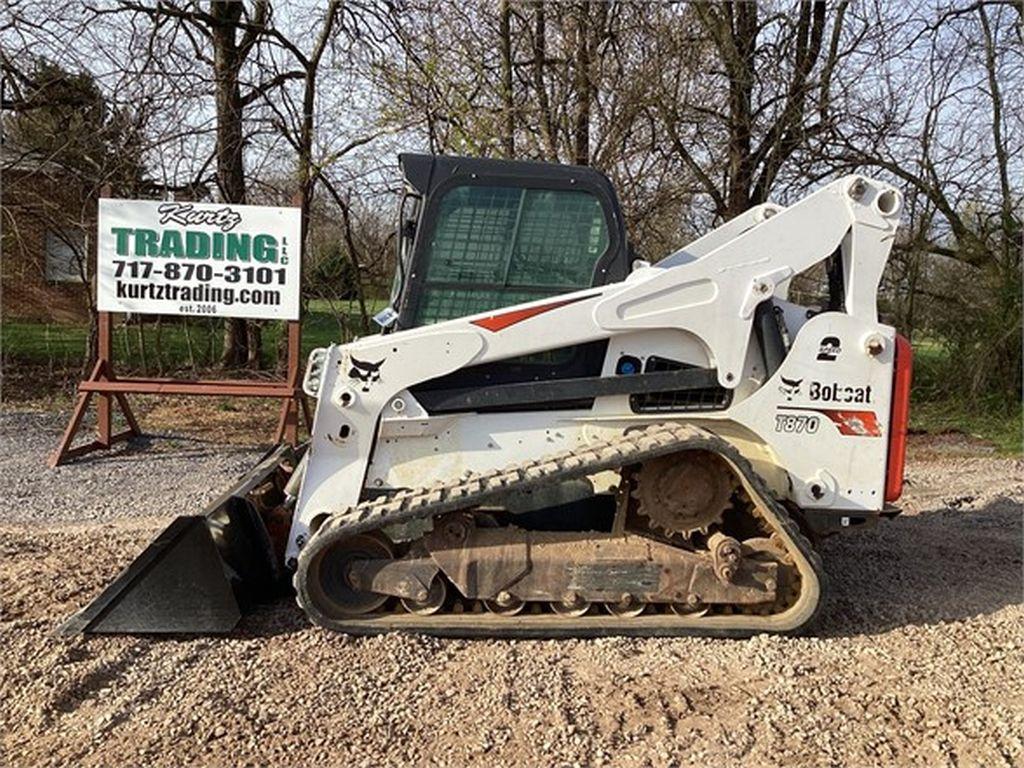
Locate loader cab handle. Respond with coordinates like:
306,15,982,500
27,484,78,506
381,189,424,332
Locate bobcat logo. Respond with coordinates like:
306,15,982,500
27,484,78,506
778,376,803,401
348,356,384,392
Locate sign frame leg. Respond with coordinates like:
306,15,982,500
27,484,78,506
49,314,142,467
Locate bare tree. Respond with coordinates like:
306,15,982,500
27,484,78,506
2,0,1019,408
2,12,154,365
650,1,852,220
247,1,397,337
104,0,300,368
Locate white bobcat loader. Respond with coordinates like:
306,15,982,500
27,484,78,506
63,155,912,638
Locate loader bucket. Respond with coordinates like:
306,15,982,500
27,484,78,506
59,444,303,636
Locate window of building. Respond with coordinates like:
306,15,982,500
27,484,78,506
45,230,87,283
413,185,609,325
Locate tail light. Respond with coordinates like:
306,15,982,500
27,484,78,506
884,335,913,502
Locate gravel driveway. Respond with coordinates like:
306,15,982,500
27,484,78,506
1,410,1021,767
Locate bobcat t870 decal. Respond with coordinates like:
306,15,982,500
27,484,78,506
778,406,881,437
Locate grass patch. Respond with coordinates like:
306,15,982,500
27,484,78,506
909,338,1022,454
0,321,91,365
3,315,1020,455
1,298,389,373
910,399,1022,454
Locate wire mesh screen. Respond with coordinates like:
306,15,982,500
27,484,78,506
413,185,609,325
424,186,521,284
507,190,609,288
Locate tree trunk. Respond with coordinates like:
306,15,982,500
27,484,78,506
246,322,262,369
531,2,557,160
499,0,515,157
572,2,591,166
724,2,757,218
211,0,252,369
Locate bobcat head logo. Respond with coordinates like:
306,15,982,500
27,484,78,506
778,376,803,401
348,356,384,392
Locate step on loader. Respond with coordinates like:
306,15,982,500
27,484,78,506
62,154,912,638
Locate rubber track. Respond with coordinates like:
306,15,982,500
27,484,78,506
295,423,826,638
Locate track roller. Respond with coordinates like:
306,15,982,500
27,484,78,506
400,576,447,615
484,592,525,616
550,594,590,617
604,595,646,618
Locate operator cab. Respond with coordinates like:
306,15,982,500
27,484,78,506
382,154,728,414
386,153,632,330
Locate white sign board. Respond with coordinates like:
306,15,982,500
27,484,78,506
97,199,301,320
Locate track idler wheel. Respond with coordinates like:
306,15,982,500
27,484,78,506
304,533,394,618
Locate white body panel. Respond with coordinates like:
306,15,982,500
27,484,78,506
288,176,903,562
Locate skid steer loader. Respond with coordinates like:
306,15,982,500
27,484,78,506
62,154,912,638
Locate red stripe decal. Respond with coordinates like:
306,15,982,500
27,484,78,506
818,408,882,437
470,295,592,332
781,406,882,437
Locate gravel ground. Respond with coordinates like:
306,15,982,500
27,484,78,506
2,411,261,524
1,409,1021,767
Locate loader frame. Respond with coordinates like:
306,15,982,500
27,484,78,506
291,175,904,565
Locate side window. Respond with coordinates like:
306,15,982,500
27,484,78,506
414,185,609,324
46,230,87,283
423,186,521,284
507,189,609,288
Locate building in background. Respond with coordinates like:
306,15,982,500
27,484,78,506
1,142,96,323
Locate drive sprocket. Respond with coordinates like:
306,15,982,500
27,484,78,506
632,450,734,537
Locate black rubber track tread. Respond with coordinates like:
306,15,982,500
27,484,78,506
294,423,826,638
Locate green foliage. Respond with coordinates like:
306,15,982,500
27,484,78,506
305,239,360,301
911,340,1022,454
915,214,1022,405
3,57,144,188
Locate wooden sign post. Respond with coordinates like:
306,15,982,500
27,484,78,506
50,192,310,467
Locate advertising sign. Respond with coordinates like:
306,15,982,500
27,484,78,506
97,199,301,320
